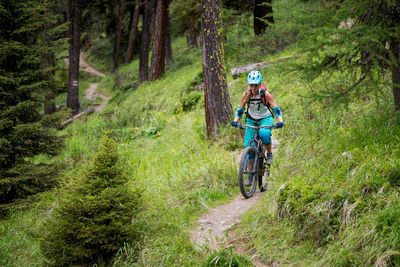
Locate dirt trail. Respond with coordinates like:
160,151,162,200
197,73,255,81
64,52,109,112
190,137,280,265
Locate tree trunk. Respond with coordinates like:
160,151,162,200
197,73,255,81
201,0,233,137
390,38,400,111
66,0,81,115
44,0,56,115
139,0,155,82
165,13,173,65
111,0,125,74
254,0,274,36
149,0,168,81
125,0,142,64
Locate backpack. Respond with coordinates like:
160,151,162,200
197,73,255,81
259,84,275,118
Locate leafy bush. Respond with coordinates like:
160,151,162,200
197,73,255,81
40,132,142,266
185,71,203,93
172,72,204,113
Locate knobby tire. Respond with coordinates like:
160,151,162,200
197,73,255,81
239,146,258,198
258,157,266,192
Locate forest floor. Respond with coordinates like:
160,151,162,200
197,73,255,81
190,137,280,267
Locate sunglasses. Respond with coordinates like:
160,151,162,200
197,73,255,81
249,84,259,88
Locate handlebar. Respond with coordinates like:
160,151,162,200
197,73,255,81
237,124,276,130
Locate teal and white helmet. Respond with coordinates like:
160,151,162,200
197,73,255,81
247,70,262,84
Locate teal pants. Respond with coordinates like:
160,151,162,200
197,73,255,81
244,116,274,148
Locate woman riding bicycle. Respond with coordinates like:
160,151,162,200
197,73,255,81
231,70,284,164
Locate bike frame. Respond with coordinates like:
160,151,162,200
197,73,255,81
239,124,274,173
236,124,275,198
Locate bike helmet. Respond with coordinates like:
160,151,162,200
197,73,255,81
247,70,262,84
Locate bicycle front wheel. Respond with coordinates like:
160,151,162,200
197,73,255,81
239,146,258,198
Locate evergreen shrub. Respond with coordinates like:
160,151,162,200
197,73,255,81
40,132,142,265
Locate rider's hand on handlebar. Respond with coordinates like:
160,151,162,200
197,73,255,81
231,121,238,127
275,121,284,128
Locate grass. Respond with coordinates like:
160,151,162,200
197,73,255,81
235,57,400,266
0,34,245,266
2,1,400,266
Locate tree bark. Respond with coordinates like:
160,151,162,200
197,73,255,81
66,0,81,115
254,0,274,36
165,13,173,65
44,0,56,115
201,0,232,137
390,38,400,111
149,0,168,81
125,0,142,64
139,0,155,82
111,0,125,73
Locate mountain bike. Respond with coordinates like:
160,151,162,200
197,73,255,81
237,124,275,198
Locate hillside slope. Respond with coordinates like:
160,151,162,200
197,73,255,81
1,2,400,265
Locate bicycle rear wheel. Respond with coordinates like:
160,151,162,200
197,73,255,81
259,158,270,192
239,146,258,198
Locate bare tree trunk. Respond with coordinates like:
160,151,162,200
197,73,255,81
139,0,155,82
44,0,56,115
390,38,400,111
165,13,173,66
201,0,232,137
149,0,168,81
126,0,142,64
66,0,81,115
254,0,274,36
111,0,125,74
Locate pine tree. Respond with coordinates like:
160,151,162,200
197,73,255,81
0,0,68,204
139,0,155,82
111,0,125,74
126,0,142,64
40,132,143,265
170,0,201,47
201,0,233,137
149,0,168,81
286,0,400,110
66,0,81,114
254,0,274,35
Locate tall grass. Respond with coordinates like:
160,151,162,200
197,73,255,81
0,33,248,265
235,53,400,265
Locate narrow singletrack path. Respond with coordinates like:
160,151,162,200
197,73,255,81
64,52,109,112
190,136,280,265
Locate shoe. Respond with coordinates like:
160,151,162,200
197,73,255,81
266,153,273,164
244,177,253,186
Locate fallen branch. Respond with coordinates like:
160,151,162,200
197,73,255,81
60,108,95,127
230,55,297,78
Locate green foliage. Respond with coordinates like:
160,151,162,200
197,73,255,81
277,0,400,107
170,0,201,37
0,0,68,204
40,132,143,266
173,91,203,113
87,36,113,73
238,53,400,265
4,1,400,266
376,204,400,250
201,248,253,266
185,71,204,93
0,163,61,206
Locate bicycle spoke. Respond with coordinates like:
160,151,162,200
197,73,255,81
239,147,258,198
